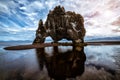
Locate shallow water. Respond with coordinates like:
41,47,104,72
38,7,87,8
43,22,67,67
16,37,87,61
0,41,120,80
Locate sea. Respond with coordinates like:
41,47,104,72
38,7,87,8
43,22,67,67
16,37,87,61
0,40,120,80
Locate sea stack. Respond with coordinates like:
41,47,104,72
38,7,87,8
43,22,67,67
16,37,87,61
33,5,86,44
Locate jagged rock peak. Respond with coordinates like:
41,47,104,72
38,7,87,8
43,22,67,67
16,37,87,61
49,5,65,15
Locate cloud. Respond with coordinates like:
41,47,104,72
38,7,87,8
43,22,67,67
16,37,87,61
0,2,10,14
0,0,120,41
0,31,35,41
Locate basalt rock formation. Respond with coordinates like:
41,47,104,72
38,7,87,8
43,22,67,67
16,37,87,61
33,6,86,44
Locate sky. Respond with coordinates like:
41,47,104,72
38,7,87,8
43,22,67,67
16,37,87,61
0,0,120,41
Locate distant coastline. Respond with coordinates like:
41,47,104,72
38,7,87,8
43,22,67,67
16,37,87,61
0,36,120,42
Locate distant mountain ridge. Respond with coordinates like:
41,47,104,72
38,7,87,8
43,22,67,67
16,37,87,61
0,36,120,42
85,36,120,41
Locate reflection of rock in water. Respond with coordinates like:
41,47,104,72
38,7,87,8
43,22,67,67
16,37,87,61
35,48,46,71
35,46,86,80
5,70,23,80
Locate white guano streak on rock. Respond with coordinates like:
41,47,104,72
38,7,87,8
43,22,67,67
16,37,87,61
71,22,81,32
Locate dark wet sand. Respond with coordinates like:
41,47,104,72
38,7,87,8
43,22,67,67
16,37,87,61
87,41,120,45
4,41,120,50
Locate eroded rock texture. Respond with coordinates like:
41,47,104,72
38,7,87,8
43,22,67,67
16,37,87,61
33,6,86,44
